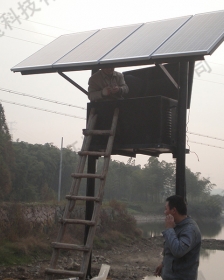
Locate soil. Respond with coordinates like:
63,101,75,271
1,236,224,280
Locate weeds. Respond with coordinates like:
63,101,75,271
0,200,142,265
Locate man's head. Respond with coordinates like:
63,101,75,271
165,195,187,218
101,68,114,76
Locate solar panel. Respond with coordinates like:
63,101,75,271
152,10,224,59
11,30,98,72
100,16,192,64
54,24,142,68
11,10,224,74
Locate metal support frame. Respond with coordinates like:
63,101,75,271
58,71,88,95
175,61,189,200
158,64,179,89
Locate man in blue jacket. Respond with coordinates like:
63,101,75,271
154,195,201,280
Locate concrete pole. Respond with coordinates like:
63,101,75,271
176,61,189,200
58,137,63,202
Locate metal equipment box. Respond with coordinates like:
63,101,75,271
87,96,177,157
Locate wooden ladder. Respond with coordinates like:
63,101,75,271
45,107,119,280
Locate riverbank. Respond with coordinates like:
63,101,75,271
134,214,164,223
1,236,224,280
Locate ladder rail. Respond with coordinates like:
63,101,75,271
47,108,97,271
81,108,119,276
46,107,119,280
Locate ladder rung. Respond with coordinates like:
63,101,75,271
60,218,95,226
66,195,101,202
45,268,84,277
52,242,90,251
78,151,108,157
83,129,113,136
71,173,105,179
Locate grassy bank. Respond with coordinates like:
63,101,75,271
0,200,141,266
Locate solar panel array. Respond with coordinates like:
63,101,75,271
11,10,224,74
100,16,191,64
152,10,224,58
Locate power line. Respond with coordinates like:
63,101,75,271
0,99,86,120
189,141,224,150
2,88,224,140
187,132,224,142
210,72,224,77
4,35,45,45
194,78,224,86
1,99,224,148
0,87,87,110
20,18,74,33
0,23,57,38
209,62,224,67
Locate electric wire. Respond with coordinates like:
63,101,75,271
209,72,224,77
209,62,224,66
189,141,224,150
1,88,224,141
19,18,74,33
3,35,45,45
186,110,200,161
0,99,86,120
1,97,224,149
0,87,87,110
187,132,224,142
0,23,57,38
194,78,224,86
0,5,73,32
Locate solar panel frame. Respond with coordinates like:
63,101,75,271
11,30,99,72
10,10,224,74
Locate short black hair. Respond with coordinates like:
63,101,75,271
166,195,187,215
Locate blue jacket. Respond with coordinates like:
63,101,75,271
161,216,201,280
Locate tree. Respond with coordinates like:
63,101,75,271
142,157,175,203
0,103,14,200
186,167,215,201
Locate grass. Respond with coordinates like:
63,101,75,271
0,237,51,265
0,200,142,266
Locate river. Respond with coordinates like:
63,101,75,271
138,218,224,280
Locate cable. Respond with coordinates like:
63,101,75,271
20,18,74,33
209,72,224,77
194,78,224,86
1,99,224,148
0,23,57,38
189,141,224,150
4,35,45,45
2,88,224,139
209,62,224,67
0,87,87,110
187,132,224,142
0,99,86,120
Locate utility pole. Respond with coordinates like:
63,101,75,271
8,121,17,139
58,137,63,202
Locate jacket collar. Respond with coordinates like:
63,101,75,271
100,70,116,79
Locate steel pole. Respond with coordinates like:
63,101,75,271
176,61,189,200
85,155,96,279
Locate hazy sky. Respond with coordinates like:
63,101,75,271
1,0,224,189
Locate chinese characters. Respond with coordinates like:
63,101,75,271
194,60,212,77
0,0,56,37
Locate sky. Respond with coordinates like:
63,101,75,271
0,0,224,190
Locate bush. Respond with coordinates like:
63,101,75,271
94,200,142,249
188,196,222,219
